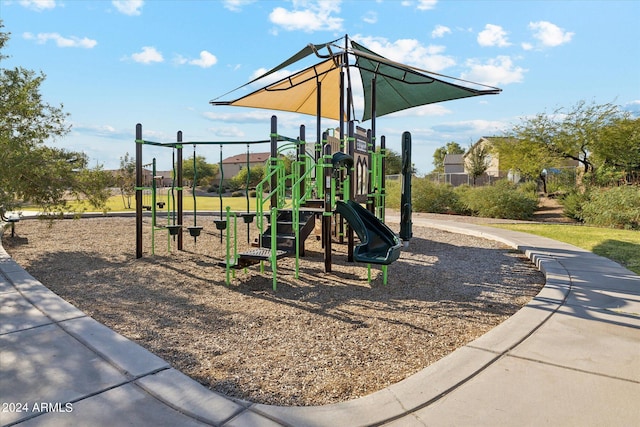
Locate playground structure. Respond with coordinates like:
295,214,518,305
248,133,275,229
135,34,501,289
135,116,406,290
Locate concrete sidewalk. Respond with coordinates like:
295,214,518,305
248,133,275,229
1,217,639,426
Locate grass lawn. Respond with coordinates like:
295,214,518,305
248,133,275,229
492,223,640,275
34,194,263,214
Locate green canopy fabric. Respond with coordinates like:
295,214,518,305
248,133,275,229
351,41,501,121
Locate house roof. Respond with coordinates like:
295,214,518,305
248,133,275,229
444,154,464,165
222,152,271,164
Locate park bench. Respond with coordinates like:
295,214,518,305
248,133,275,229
0,205,20,238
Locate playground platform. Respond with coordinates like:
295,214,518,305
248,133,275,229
1,215,638,426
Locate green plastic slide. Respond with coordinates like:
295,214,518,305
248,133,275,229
335,200,402,265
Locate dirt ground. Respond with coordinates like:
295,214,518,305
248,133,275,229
2,209,548,406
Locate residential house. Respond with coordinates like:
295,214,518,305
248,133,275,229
220,152,271,183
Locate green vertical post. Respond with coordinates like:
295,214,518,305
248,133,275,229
151,158,157,255
270,206,278,291
225,206,231,286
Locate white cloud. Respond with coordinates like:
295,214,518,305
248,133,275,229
130,46,163,64
528,21,574,47
72,123,129,139
249,67,299,86
362,11,377,24
416,0,438,10
19,0,56,11
432,119,507,135
23,32,97,48
401,0,437,10
189,50,218,68
477,24,511,47
269,1,343,33
389,104,452,118
353,35,456,72
462,55,526,86
431,25,451,38
112,0,144,16
222,0,257,12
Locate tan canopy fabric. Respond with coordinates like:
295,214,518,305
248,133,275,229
225,58,344,121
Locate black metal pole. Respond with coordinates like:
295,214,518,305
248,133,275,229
323,142,332,273
177,131,183,251
400,131,413,243
299,125,306,198
135,124,143,259
347,121,355,262
270,115,278,209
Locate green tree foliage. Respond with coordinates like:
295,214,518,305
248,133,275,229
182,154,218,186
117,153,136,209
377,147,416,175
432,141,464,173
466,142,490,186
231,165,265,190
596,117,640,183
511,100,626,176
0,23,109,212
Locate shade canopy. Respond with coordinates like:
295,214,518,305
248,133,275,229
221,58,345,121
210,36,501,122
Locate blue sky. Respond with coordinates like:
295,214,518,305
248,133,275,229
2,0,639,174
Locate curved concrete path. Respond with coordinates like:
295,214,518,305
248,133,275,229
1,216,639,426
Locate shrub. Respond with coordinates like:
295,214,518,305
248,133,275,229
561,189,590,222
249,190,257,197
412,178,460,214
231,191,244,197
581,186,640,229
458,180,538,220
384,180,401,209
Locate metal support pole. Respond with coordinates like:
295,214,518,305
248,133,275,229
176,131,183,250
299,124,306,198
270,115,278,209
400,131,413,244
323,143,332,273
135,124,143,259
379,135,386,221
347,121,355,262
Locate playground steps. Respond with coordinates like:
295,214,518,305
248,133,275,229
218,248,288,269
260,209,317,255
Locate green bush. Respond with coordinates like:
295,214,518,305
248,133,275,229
412,178,460,214
458,180,538,220
231,190,244,197
384,179,401,209
581,186,640,229
561,189,590,222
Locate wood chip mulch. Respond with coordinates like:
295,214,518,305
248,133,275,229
2,215,544,406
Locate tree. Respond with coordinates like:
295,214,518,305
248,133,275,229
117,153,136,209
596,117,640,183
432,142,464,173
511,100,625,176
231,165,265,191
491,136,558,190
0,23,109,212
466,142,490,186
378,147,416,175
182,154,218,186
